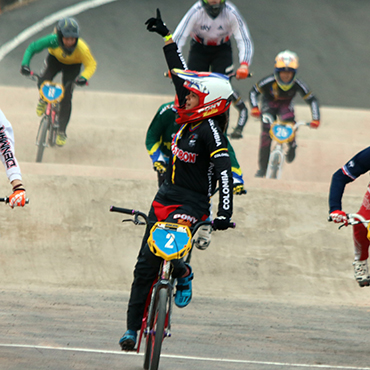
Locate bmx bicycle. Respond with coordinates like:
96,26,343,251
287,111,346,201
28,72,65,162
110,205,235,370
263,114,310,180
26,72,87,162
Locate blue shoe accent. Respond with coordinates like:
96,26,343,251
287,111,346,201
119,329,137,351
175,264,193,308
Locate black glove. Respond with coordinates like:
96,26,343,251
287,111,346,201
213,216,232,230
75,77,88,86
145,9,170,37
20,65,31,76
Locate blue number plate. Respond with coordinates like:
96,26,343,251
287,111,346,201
41,83,64,103
272,124,294,141
148,223,192,260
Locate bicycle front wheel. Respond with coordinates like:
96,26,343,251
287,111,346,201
270,153,280,179
266,149,282,180
147,288,168,370
143,323,152,370
36,116,49,163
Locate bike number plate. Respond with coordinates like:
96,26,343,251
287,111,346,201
270,124,294,143
148,222,192,261
40,82,64,103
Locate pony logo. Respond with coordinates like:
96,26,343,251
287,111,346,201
173,213,198,224
199,101,222,113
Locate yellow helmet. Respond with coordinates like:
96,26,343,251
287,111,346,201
274,50,299,91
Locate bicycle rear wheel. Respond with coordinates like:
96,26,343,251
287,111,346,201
36,116,49,163
49,123,58,147
144,288,168,370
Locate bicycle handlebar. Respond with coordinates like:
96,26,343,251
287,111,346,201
346,213,369,225
110,205,236,231
27,71,88,87
295,121,310,127
227,71,253,80
0,197,29,204
328,213,369,229
27,71,40,82
110,206,149,225
110,206,136,214
192,219,236,233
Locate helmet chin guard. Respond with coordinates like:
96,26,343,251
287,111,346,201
274,50,299,91
201,0,226,19
172,69,233,124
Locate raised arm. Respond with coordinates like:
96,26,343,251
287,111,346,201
145,9,188,105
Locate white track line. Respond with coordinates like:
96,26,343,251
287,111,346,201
0,344,369,370
0,0,118,62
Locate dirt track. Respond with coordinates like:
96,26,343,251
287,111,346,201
1,87,370,369
1,85,369,299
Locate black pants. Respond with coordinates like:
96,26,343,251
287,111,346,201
188,41,248,129
258,99,296,173
39,54,81,134
126,182,210,331
188,40,233,74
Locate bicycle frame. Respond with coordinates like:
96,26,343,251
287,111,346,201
45,101,60,132
36,100,61,143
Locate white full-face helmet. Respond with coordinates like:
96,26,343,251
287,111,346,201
171,69,233,124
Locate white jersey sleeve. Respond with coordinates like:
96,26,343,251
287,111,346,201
226,2,254,65
0,109,22,183
173,2,201,52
